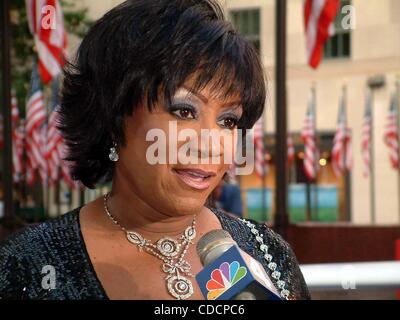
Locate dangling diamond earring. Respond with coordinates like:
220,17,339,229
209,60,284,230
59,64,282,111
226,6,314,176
109,142,119,162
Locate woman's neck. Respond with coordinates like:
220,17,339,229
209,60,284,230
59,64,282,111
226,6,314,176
105,183,200,240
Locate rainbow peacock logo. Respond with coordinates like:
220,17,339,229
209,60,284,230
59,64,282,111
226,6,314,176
206,261,248,300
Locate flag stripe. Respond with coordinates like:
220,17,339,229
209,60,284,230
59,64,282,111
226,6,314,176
361,92,372,177
253,116,268,178
301,89,319,180
332,92,352,177
384,94,399,169
26,63,48,186
26,0,68,83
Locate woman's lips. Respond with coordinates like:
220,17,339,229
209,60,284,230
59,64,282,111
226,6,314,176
172,168,216,190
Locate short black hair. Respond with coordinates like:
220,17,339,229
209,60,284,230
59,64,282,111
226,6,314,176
60,0,266,189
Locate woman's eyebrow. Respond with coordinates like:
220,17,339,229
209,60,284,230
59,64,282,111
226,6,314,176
221,100,242,108
181,84,208,104
181,84,242,108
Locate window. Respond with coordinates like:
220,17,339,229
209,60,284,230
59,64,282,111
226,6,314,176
323,0,351,59
229,9,261,54
258,132,351,223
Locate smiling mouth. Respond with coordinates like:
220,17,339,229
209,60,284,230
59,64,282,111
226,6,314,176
172,168,217,190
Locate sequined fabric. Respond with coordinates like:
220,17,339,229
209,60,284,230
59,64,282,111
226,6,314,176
0,206,310,300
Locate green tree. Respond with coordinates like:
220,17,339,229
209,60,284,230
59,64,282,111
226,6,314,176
10,0,92,112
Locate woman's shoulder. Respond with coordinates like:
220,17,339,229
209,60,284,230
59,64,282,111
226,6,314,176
0,207,95,299
0,207,81,257
209,207,311,300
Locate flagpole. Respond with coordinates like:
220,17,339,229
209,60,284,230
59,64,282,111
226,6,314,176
396,78,400,224
261,113,267,222
342,85,351,221
274,0,289,238
305,86,312,222
305,175,311,221
312,84,319,221
259,113,266,222
309,82,319,221
369,88,376,224
1,0,14,226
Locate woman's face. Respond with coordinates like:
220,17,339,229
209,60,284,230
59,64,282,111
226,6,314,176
117,79,243,216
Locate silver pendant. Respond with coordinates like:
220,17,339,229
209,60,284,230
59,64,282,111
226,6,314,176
157,237,181,257
167,275,194,300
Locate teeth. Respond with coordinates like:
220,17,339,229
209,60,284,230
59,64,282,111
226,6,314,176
177,170,209,179
187,172,206,178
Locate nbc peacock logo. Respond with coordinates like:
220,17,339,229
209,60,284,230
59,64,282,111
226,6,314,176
206,261,248,300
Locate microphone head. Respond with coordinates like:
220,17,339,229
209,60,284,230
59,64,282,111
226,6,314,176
196,229,236,266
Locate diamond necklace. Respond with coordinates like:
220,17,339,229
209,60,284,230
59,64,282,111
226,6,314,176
103,192,197,300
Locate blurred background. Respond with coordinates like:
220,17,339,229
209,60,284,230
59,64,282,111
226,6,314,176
0,0,400,299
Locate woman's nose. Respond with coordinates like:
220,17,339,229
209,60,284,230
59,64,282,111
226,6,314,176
197,131,223,161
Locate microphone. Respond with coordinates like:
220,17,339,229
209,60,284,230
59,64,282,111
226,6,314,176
195,229,281,300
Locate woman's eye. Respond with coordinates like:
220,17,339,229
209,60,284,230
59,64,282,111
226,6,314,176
217,117,238,129
171,107,196,120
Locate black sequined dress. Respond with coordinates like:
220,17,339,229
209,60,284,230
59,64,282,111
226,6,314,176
0,206,310,300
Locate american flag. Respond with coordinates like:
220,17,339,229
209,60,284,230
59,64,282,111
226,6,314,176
287,132,295,168
11,90,25,183
332,89,353,177
0,90,24,181
304,0,340,69
26,63,48,186
11,90,19,123
46,78,77,189
301,88,319,180
46,115,61,185
253,116,268,177
384,93,399,169
361,91,373,178
13,123,25,183
25,0,68,84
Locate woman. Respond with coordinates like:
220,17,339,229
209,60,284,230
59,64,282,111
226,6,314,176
0,0,310,300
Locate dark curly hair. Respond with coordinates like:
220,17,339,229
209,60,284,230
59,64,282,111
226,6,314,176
59,0,266,189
